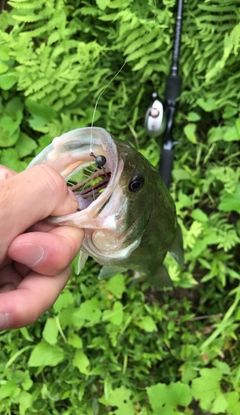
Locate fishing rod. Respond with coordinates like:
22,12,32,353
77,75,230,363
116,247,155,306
145,0,183,188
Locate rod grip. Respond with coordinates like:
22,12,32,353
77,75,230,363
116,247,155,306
159,148,174,189
165,75,182,102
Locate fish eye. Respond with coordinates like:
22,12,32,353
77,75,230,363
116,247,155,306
128,173,145,192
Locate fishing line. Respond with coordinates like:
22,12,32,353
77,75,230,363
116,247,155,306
89,61,127,153
89,0,158,156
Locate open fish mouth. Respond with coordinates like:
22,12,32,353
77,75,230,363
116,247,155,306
67,162,112,211
28,127,122,224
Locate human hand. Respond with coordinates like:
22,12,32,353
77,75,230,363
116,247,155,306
0,164,84,330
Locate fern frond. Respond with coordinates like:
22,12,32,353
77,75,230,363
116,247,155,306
206,23,240,82
208,167,239,194
217,228,240,252
8,0,43,9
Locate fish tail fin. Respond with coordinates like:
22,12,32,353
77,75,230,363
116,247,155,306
130,266,172,288
147,264,173,288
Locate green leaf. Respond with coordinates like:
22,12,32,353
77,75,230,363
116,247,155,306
68,333,83,349
0,61,8,74
172,169,191,181
104,386,135,415
235,307,240,320
213,360,231,375
178,191,192,208
15,133,37,158
139,139,160,167
0,97,23,147
69,308,85,329
211,394,228,414
192,239,207,258
0,72,18,90
0,44,10,61
236,118,240,135
218,184,240,213
191,209,208,222
0,148,27,171
192,368,222,411
147,382,192,414
136,316,157,332
6,96,23,113
28,340,64,367
43,318,58,345
96,0,110,10
0,124,20,147
36,134,53,153
197,97,218,111
208,126,223,143
0,380,20,400
180,362,198,383
14,370,33,391
226,392,240,415
184,123,197,144
187,111,201,122
0,115,20,134
76,297,102,323
26,99,57,130
72,349,90,374
19,391,33,415
106,274,126,298
222,106,238,119
223,125,240,141
167,382,192,407
102,301,124,325
53,290,74,313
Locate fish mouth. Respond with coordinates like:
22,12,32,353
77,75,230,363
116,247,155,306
32,127,122,225
67,163,112,211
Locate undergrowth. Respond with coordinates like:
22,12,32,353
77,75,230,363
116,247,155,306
0,0,239,414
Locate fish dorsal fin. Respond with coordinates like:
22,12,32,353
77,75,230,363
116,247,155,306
77,251,89,274
169,224,184,267
98,265,127,280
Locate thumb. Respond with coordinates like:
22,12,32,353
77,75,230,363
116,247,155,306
0,164,78,260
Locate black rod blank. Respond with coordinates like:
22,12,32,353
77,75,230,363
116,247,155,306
159,0,183,188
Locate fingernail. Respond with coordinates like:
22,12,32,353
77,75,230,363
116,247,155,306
19,244,45,267
0,313,11,330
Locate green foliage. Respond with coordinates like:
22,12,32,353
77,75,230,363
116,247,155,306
0,0,240,414
147,382,192,414
192,368,228,413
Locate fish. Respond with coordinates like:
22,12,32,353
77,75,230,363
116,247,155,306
28,126,184,287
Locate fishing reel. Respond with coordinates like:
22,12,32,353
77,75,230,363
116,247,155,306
145,92,166,137
145,76,182,189
145,74,182,142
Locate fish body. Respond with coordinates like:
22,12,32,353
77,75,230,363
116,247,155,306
28,127,184,286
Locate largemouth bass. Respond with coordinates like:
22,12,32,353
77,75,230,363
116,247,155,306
28,127,184,286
